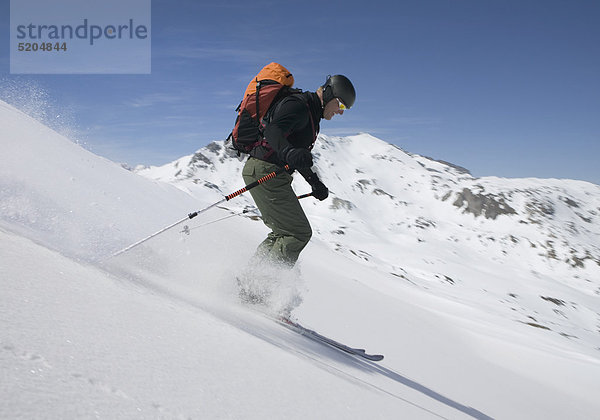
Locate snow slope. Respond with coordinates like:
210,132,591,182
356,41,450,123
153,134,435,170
2,98,600,419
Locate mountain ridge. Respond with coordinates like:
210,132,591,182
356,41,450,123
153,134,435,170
138,133,600,351
137,133,600,276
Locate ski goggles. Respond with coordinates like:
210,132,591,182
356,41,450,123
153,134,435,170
337,98,348,111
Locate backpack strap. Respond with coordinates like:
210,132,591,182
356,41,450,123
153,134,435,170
306,102,316,150
255,79,261,126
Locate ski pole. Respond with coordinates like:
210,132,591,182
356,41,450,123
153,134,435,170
181,192,312,235
112,164,291,257
182,208,258,234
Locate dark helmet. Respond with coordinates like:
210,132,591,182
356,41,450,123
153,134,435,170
321,75,356,109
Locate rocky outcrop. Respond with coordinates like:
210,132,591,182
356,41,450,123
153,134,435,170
452,188,517,219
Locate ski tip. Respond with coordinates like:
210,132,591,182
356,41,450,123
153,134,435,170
278,317,296,326
348,348,384,362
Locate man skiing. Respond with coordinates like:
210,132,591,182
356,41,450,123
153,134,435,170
242,75,356,269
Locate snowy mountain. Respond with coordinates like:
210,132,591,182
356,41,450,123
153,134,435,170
2,97,600,419
138,134,600,352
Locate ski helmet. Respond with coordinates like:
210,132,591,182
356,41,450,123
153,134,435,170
321,75,356,109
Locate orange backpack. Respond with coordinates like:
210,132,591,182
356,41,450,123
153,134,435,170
228,62,302,154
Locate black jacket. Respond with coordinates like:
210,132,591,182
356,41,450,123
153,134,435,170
250,92,322,178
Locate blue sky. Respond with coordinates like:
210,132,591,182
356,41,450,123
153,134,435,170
1,0,599,184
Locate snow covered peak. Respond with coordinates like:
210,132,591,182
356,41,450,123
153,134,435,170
139,132,600,280
139,132,600,351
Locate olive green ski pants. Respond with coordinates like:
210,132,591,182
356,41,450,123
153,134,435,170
242,157,312,267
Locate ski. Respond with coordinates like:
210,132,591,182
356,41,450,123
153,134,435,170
278,318,384,362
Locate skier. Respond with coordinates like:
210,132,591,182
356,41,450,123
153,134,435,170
241,75,356,271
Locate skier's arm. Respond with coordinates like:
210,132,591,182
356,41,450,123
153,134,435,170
297,167,316,180
264,98,311,167
298,167,329,201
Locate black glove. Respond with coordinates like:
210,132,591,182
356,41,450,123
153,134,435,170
308,174,329,201
282,147,313,169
